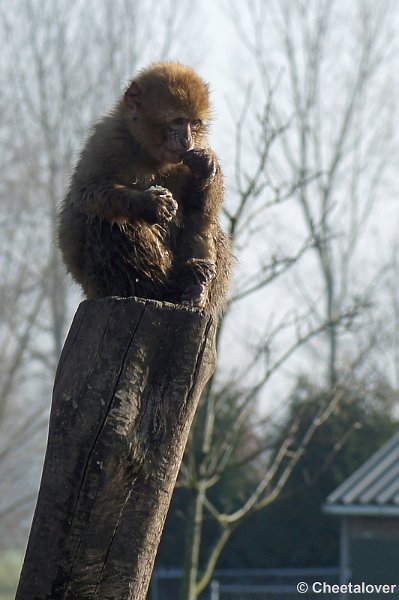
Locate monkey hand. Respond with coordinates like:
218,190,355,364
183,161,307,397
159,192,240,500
183,149,217,188
179,259,216,308
146,185,178,225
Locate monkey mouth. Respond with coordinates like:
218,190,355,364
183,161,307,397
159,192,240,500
163,148,185,164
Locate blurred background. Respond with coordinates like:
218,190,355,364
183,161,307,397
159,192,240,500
1,0,399,598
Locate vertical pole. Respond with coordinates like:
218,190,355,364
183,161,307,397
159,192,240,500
210,579,220,600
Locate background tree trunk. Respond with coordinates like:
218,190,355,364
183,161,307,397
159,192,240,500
16,297,216,600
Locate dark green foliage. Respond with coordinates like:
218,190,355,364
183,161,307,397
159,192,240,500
157,376,398,569
156,385,260,569
218,377,398,567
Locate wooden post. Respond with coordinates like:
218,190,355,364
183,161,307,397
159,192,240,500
16,297,216,600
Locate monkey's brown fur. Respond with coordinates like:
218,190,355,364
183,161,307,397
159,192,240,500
58,63,231,315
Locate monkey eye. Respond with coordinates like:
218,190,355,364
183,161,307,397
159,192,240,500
171,117,185,126
191,119,202,130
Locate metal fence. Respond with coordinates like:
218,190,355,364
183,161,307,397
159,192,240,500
150,567,341,600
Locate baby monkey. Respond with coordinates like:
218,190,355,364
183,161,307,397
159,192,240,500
58,62,231,314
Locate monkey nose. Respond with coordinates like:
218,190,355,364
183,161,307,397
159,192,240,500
181,138,193,151
180,138,190,150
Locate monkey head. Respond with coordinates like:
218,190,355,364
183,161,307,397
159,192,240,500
123,63,212,165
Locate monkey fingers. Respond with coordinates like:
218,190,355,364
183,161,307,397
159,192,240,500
183,149,217,185
156,197,178,225
189,259,217,284
147,185,178,225
180,282,208,308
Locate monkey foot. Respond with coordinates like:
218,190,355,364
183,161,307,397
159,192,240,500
180,282,208,308
178,259,215,308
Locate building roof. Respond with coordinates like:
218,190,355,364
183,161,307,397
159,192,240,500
324,432,399,517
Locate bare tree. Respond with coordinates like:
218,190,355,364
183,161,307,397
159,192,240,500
233,0,397,386
374,236,399,389
175,1,399,598
0,0,200,553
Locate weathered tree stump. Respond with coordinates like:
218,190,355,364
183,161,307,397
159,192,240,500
16,297,216,600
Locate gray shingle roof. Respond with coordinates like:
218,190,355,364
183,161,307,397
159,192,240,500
324,432,399,516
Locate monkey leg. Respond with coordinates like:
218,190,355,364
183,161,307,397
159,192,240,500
170,228,232,315
81,220,138,298
81,218,169,300
204,229,232,315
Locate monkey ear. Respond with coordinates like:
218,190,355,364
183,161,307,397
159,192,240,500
124,81,142,112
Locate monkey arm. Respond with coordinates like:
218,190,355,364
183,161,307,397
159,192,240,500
82,183,153,221
176,157,223,307
79,183,177,225
179,211,218,264
181,149,223,265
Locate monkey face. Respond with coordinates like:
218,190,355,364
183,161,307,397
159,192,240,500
123,63,211,166
161,117,202,164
